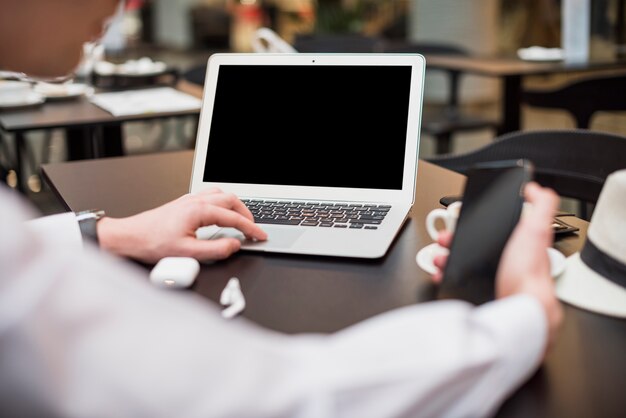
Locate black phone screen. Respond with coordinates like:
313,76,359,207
438,159,534,305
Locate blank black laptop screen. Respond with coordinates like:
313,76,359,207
203,65,412,190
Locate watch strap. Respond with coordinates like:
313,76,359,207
75,209,105,247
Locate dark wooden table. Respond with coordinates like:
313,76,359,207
425,54,626,135
0,90,200,192
41,150,625,418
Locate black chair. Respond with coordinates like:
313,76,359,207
181,65,207,87
425,129,626,219
383,41,500,155
522,73,626,129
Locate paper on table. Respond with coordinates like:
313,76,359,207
89,87,202,116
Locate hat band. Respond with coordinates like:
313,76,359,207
580,239,626,289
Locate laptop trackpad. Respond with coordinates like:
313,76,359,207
197,226,304,249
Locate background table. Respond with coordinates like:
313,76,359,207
0,91,200,192
426,54,626,135
41,150,625,418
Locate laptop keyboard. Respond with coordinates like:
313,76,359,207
242,199,391,230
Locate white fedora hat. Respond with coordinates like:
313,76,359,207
556,169,626,318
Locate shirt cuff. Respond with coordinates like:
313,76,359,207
24,212,84,251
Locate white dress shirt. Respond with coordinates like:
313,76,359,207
0,186,547,418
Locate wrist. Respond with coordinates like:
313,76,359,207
516,278,563,351
98,216,152,260
75,209,106,246
98,216,130,256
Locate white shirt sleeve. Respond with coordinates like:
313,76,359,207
24,212,83,250
0,186,547,418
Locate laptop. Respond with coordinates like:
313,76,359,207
190,52,425,258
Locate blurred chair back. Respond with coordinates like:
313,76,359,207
425,129,626,219
523,73,626,129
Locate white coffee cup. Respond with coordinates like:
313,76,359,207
425,201,462,242
426,200,534,242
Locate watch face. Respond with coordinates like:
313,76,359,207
76,209,104,246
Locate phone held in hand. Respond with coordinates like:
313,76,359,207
438,159,534,305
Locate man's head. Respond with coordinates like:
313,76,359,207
0,0,120,77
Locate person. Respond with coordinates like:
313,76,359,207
0,0,563,416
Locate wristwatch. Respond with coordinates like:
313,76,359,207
75,209,106,246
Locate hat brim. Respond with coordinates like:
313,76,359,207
556,253,626,318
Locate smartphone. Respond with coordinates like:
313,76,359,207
438,159,534,305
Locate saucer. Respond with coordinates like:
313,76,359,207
416,243,567,278
0,91,45,109
547,247,566,277
94,58,168,77
34,82,93,100
416,243,449,275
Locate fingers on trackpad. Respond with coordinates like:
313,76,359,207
197,226,303,249
196,226,246,241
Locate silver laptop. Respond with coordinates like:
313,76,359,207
190,52,425,258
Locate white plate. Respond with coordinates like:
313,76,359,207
517,47,564,62
115,67,168,77
416,243,567,278
0,91,45,109
34,82,93,100
94,60,168,77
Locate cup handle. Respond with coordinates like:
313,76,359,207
426,208,451,242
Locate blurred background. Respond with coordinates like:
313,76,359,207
3,0,626,214
52,0,626,147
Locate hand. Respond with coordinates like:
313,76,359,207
432,231,452,284
431,183,562,354
496,182,562,353
97,189,267,263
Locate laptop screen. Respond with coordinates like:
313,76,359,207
202,65,412,190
